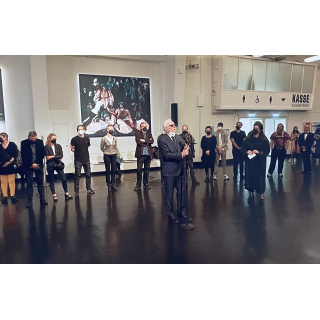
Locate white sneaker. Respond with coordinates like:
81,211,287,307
288,159,292,163
213,175,217,180
223,174,230,180
267,173,272,177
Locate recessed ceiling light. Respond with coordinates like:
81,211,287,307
304,56,320,62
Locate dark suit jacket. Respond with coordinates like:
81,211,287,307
21,139,45,168
158,134,184,177
44,144,63,166
135,130,154,159
298,132,314,153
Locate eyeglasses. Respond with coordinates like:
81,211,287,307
168,124,176,128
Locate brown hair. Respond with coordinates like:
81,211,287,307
0,132,8,139
28,131,37,137
45,133,56,146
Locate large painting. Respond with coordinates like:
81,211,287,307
79,74,151,137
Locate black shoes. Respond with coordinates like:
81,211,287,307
53,196,58,202
26,200,33,208
134,185,141,191
11,196,18,203
247,193,254,201
40,197,48,205
204,174,209,182
110,185,118,192
74,191,79,196
87,189,95,195
167,213,179,224
178,212,193,222
259,198,265,204
65,193,73,200
192,180,200,185
144,184,151,189
1,197,8,204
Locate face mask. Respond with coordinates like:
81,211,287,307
51,139,56,144
182,130,188,135
206,131,211,135
108,130,114,135
142,127,147,132
78,130,84,135
0,138,3,143
236,126,240,130
252,129,259,135
217,127,222,131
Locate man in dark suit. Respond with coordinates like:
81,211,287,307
134,122,154,191
158,119,190,224
298,124,315,174
20,131,48,208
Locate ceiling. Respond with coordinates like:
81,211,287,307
249,55,319,64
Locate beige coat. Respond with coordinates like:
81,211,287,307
290,132,300,153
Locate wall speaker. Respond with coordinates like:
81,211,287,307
197,94,204,107
171,103,178,125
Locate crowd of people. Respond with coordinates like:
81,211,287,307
0,121,319,223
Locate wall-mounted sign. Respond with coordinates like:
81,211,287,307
292,94,310,108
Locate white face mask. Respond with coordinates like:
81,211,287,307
217,127,222,131
78,130,84,135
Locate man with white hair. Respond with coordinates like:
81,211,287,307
158,118,191,224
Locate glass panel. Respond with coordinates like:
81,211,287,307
266,62,279,92
238,58,252,90
291,64,303,92
252,60,266,91
223,57,238,90
302,65,314,93
278,63,292,92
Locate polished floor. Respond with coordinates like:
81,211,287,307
0,157,319,264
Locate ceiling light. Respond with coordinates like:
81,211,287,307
304,55,320,62
253,55,264,57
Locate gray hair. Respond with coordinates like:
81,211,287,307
163,118,173,129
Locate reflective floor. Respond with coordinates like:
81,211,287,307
0,158,319,264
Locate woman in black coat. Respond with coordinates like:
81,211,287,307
45,133,73,202
241,121,270,204
0,132,18,204
201,126,217,182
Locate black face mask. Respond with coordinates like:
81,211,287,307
252,129,259,135
108,130,114,135
182,130,188,135
0,138,3,143
206,131,211,135
236,126,241,130
142,127,147,132
51,139,56,144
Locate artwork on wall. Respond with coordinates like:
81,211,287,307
79,74,151,137
0,69,5,123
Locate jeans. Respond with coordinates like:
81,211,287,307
136,155,151,186
268,148,286,174
232,148,244,177
25,167,45,200
74,160,91,192
164,175,185,215
214,150,227,175
46,165,68,194
104,154,117,186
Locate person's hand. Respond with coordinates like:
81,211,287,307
140,139,145,142
302,146,306,150
247,150,253,155
47,155,54,160
31,163,38,168
205,150,210,155
182,148,189,157
2,162,11,167
253,150,259,154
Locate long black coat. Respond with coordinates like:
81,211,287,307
241,134,270,194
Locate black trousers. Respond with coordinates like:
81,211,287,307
268,148,286,174
74,160,91,192
46,165,68,194
301,150,312,172
232,148,244,177
25,167,45,200
104,154,117,186
183,155,197,182
159,156,164,184
136,155,151,186
164,175,185,215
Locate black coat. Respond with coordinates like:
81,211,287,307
44,144,64,166
158,134,184,177
135,130,154,159
298,132,315,153
0,142,18,175
21,139,45,168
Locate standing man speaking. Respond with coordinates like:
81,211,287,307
159,119,190,224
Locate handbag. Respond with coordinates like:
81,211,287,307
53,159,65,170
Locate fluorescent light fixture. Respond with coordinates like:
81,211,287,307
248,114,256,117
253,55,264,57
304,55,320,63
273,114,279,117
